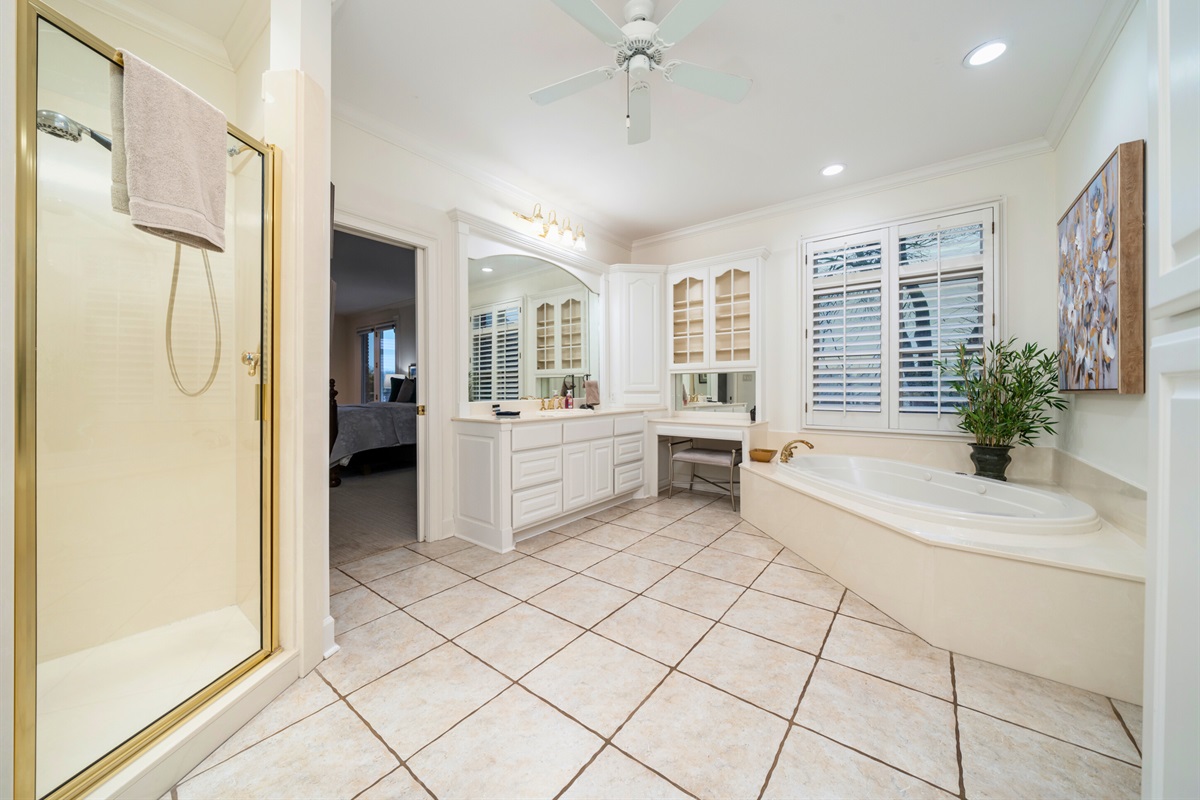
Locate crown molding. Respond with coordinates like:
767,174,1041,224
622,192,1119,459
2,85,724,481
1043,0,1140,148
667,247,772,272
73,0,234,70
631,137,1053,250
610,263,668,274
223,0,269,71
333,101,633,254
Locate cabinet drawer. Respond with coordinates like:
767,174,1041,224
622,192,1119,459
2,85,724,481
562,417,615,443
512,423,562,452
614,414,645,436
613,434,644,465
512,482,562,529
614,462,644,495
512,447,562,490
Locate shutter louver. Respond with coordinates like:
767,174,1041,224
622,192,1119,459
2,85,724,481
897,218,987,416
470,303,521,401
809,237,884,414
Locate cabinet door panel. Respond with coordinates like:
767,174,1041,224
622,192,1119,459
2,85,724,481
512,446,563,490
614,433,644,465
614,462,645,495
512,483,563,529
562,442,590,512
590,440,615,502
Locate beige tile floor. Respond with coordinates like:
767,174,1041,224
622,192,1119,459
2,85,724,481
173,491,1143,800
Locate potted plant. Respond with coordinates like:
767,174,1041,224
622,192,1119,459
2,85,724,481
939,338,1067,481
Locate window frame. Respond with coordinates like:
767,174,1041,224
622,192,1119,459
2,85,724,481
357,322,397,403
801,202,1000,436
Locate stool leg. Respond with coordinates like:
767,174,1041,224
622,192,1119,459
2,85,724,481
729,460,736,511
689,463,696,493
668,458,674,499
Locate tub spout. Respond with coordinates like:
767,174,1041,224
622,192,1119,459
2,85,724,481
779,439,815,463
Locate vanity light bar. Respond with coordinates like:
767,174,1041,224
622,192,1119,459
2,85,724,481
513,203,588,251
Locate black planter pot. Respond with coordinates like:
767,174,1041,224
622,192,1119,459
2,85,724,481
970,444,1013,481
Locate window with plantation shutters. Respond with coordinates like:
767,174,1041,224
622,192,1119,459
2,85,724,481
469,301,521,401
803,205,997,434
807,231,886,428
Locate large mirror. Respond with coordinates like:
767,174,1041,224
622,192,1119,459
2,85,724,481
467,254,600,401
673,371,757,414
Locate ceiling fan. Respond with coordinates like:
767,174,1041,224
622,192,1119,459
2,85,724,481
530,0,752,145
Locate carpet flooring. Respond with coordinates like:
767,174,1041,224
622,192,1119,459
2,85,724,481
329,466,419,566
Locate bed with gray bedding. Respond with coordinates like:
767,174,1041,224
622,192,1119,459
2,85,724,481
330,402,417,467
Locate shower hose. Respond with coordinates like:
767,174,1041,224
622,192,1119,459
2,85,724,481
165,242,221,397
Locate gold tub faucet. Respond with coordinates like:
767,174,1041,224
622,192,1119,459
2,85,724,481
779,439,815,463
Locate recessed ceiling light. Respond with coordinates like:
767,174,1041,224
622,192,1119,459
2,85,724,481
964,40,1007,67
481,267,493,272
821,163,845,177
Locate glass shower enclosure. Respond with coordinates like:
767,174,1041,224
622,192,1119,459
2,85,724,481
14,3,279,798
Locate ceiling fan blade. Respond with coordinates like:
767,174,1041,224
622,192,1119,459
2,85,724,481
627,81,651,145
530,67,615,105
663,60,752,103
655,0,727,46
549,0,626,46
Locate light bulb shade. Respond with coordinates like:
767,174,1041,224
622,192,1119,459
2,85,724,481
574,229,587,251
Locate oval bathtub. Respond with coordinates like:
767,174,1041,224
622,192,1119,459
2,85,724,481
775,455,1101,545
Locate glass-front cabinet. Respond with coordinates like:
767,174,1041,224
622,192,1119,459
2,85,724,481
668,256,759,370
531,289,587,375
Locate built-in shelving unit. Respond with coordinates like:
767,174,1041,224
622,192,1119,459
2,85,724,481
713,267,752,363
560,297,583,370
671,275,706,366
536,301,555,371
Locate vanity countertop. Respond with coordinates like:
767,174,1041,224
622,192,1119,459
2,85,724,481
453,406,665,424
649,416,768,430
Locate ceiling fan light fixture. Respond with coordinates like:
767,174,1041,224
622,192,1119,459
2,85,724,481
964,40,1007,67
821,163,845,177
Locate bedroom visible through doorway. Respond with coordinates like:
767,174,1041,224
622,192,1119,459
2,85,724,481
328,230,419,566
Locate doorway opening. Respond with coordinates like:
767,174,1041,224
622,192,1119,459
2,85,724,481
328,230,419,567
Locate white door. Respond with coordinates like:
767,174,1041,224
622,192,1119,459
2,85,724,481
1144,1,1200,796
562,442,590,512
590,440,614,502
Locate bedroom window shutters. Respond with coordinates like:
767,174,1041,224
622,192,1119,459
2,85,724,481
470,302,521,401
804,206,996,434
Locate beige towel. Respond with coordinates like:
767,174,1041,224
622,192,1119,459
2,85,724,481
584,380,600,406
111,51,227,252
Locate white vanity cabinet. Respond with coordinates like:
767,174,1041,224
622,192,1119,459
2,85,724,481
454,411,649,552
667,249,769,370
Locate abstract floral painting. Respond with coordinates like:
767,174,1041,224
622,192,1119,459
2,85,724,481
1057,141,1145,393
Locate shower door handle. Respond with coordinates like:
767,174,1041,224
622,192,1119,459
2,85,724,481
241,350,261,377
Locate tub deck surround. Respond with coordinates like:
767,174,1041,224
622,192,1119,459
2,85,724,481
453,409,657,553
741,460,1145,702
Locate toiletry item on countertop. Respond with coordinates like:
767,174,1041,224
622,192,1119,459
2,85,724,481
495,411,521,417
565,390,573,410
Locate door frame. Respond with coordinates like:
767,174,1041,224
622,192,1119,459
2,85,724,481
332,211,436,542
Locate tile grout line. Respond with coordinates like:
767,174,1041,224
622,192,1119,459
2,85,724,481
792,722,957,796
951,652,966,799
754,586,846,800
316,670,442,800
959,704,1144,767
1109,697,1142,758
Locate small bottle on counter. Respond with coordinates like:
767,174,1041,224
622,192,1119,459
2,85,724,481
565,390,573,409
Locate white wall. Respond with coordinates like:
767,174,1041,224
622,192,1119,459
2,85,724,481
331,116,630,538
633,152,1059,461
1052,5,1150,488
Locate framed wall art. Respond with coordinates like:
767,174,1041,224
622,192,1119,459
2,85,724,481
1057,140,1145,393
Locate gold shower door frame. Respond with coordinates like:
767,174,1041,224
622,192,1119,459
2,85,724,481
13,2,281,798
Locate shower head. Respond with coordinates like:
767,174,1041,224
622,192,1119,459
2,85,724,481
36,109,113,151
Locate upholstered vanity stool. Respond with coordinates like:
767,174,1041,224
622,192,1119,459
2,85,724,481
666,438,742,510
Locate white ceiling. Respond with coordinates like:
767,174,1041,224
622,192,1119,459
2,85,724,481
332,0,1123,244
